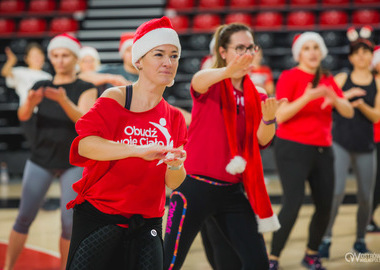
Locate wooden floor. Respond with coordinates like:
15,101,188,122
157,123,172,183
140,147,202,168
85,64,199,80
0,176,380,269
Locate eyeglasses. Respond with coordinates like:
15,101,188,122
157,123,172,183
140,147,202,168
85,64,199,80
228,44,261,55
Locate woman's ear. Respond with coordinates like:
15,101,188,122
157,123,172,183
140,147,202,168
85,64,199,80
219,46,226,60
135,59,142,70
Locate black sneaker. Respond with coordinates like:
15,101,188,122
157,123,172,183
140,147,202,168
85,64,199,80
318,240,331,259
301,254,326,270
353,241,371,254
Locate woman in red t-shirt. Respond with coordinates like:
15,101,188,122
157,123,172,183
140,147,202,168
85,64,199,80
65,17,188,270
269,32,354,270
164,23,283,270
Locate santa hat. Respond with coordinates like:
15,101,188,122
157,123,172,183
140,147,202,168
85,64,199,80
372,45,380,69
292,32,328,62
221,75,280,233
79,46,100,62
132,16,181,69
47,33,81,59
119,32,134,58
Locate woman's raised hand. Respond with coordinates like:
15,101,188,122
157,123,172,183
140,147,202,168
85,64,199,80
261,97,287,121
27,87,44,106
4,47,17,65
224,54,253,79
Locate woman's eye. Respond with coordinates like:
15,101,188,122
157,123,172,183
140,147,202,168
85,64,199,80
154,53,163,57
171,55,179,59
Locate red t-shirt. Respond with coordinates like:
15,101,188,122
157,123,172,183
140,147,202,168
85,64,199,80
374,122,380,143
275,68,344,146
185,81,267,184
68,97,187,218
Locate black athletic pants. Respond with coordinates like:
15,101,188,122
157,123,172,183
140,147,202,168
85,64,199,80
164,175,269,270
66,201,163,270
271,138,334,257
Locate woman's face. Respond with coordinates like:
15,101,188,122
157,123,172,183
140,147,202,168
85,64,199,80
221,30,255,66
349,47,373,70
49,48,78,75
79,55,99,72
25,47,45,70
298,40,322,70
138,44,179,87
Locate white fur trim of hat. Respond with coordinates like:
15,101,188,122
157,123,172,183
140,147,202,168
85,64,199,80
292,32,328,62
79,46,100,61
47,33,81,59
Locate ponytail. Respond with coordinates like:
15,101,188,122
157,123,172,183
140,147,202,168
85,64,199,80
312,66,330,87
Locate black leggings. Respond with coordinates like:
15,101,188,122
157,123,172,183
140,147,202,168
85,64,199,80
271,138,334,257
67,202,163,270
164,175,269,270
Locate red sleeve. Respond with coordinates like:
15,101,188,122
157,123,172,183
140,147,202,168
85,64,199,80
326,75,344,98
275,70,295,101
190,83,217,101
171,108,188,148
70,97,122,167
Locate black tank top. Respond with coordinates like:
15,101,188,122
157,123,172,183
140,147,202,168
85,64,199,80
332,73,377,152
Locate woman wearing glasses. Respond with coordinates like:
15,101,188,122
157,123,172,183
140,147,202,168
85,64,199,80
164,23,281,270
268,32,354,270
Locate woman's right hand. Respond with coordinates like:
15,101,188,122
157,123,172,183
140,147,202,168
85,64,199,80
4,47,17,65
136,144,184,161
224,54,253,79
344,87,366,101
27,87,44,106
303,83,328,102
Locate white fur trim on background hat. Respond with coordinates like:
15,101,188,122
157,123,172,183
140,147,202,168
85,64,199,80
47,33,81,58
292,32,328,62
372,45,380,69
79,46,100,61
119,32,134,58
132,16,181,69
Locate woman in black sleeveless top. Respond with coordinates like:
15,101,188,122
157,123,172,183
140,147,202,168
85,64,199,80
319,33,380,258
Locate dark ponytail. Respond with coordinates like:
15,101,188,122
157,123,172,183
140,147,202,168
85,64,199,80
312,65,330,88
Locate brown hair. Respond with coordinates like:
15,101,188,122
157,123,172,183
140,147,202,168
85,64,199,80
312,66,330,88
25,42,44,57
212,23,254,69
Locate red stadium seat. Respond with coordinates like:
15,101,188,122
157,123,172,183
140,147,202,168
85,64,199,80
193,13,221,32
254,12,283,30
287,11,316,29
167,0,194,10
29,0,56,14
290,0,317,6
225,13,252,26
230,0,255,8
49,17,78,34
59,0,86,13
169,15,189,33
354,0,379,5
321,0,349,6
0,0,25,14
18,18,46,36
257,0,286,8
0,18,15,35
199,0,225,9
352,9,380,26
320,10,348,29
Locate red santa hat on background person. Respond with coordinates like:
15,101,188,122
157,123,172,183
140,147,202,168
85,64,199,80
119,32,134,58
132,16,181,76
47,33,81,59
291,32,328,62
372,45,380,69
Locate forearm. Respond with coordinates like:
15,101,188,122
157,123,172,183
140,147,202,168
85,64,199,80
165,167,186,190
276,95,310,123
334,98,354,119
357,103,380,123
191,68,228,94
78,136,142,161
58,97,85,123
1,60,16,77
17,100,36,121
257,121,275,146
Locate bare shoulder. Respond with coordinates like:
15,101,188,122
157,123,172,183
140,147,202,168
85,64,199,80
334,72,348,88
101,86,126,107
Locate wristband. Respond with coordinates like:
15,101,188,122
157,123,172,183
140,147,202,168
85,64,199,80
262,117,276,125
168,163,183,170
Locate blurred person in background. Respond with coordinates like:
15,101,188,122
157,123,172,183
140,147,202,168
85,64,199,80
2,33,97,270
249,49,275,96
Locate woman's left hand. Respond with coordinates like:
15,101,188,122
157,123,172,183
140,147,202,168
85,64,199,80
44,86,67,104
261,97,287,121
164,150,187,169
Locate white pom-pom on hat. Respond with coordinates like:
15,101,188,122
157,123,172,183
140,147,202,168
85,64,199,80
359,25,373,39
347,27,359,42
226,155,247,175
